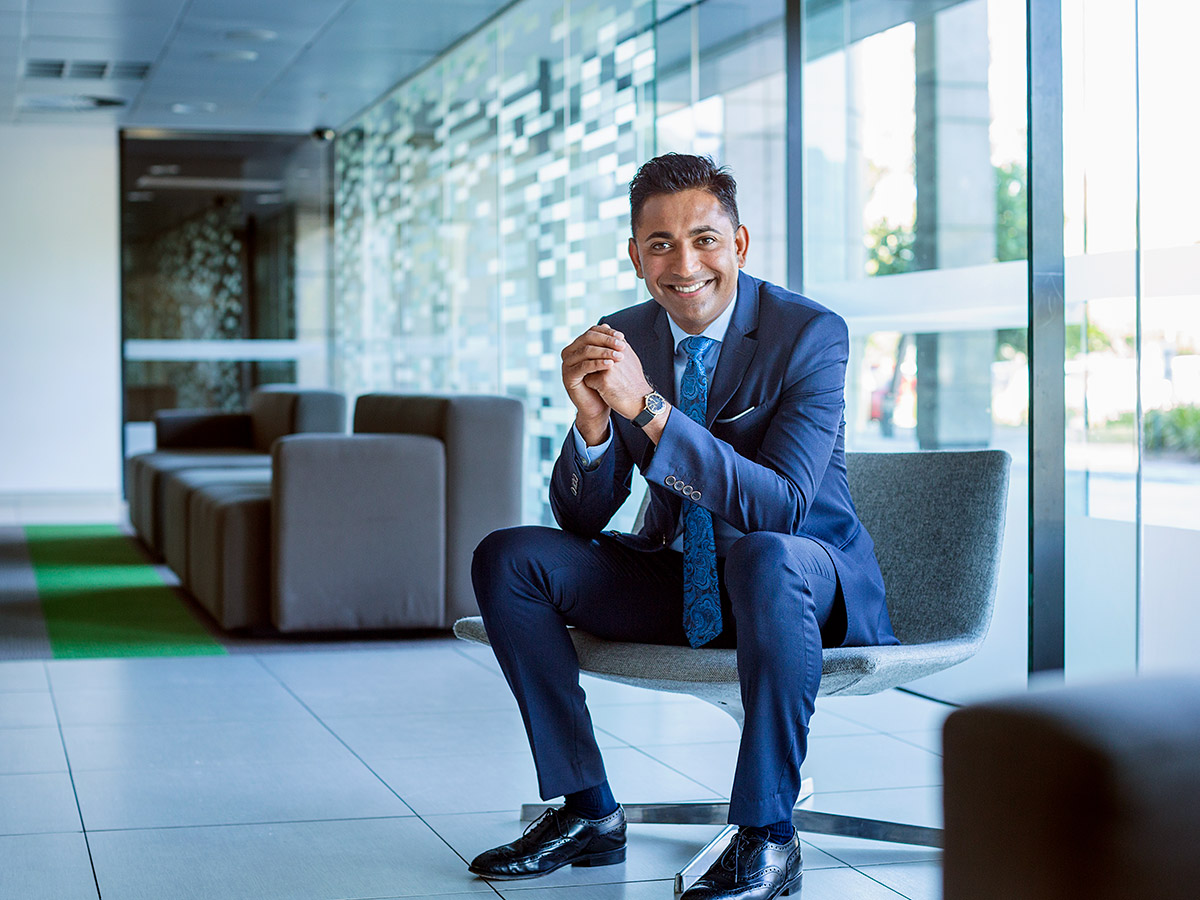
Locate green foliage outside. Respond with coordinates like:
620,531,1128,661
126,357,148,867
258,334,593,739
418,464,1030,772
996,162,1027,262
1144,406,1200,460
996,327,1027,362
865,161,1027,278
1065,322,1118,359
864,219,915,276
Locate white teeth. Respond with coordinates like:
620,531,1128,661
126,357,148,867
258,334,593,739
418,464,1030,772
673,282,705,294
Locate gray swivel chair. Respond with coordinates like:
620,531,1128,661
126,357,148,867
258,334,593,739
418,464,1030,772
455,449,1011,887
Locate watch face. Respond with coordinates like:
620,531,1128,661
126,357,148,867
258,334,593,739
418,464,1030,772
645,392,665,414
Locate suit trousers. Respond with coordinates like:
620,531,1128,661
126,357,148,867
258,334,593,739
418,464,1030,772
471,525,839,826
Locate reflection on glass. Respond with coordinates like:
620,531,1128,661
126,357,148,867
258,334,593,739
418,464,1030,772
1062,0,1140,680
334,0,657,524
802,0,1029,701
1134,1,1200,671
654,1,786,286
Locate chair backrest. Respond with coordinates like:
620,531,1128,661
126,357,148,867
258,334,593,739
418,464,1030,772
846,450,1010,646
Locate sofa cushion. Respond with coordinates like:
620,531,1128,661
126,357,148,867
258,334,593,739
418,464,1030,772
187,482,273,630
129,450,268,554
161,467,272,583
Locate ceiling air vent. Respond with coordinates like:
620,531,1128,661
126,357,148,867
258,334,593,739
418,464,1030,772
111,61,151,80
25,59,66,78
22,59,151,80
68,60,108,79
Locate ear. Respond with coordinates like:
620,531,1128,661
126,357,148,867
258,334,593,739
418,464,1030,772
735,224,750,268
627,237,644,278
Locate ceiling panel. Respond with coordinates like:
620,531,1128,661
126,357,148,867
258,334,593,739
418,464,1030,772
181,17,316,47
186,0,348,29
26,12,175,46
2,0,515,130
29,0,180,13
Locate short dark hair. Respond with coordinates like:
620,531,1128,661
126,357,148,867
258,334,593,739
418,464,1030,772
628,153,739,235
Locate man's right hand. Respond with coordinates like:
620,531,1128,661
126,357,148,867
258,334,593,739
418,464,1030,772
561,324,626,445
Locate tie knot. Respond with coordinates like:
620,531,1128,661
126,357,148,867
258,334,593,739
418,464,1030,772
681,335,716,362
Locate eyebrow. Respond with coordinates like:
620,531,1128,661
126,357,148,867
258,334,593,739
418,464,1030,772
644,225,721,241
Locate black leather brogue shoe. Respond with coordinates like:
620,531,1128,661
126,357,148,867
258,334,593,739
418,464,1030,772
468,806,626,880
680,828,803,900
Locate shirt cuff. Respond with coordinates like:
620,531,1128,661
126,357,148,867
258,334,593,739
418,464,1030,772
571,421,612,470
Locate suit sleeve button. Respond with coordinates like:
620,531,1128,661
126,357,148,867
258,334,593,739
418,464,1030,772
665,475,676,486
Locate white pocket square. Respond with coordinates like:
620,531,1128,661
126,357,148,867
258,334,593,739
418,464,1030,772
715,406,757,424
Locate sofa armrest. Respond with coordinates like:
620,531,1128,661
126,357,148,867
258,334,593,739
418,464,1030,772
154,410,253,449
270,433,446,632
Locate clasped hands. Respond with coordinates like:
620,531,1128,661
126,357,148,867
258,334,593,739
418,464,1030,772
560,324,668,445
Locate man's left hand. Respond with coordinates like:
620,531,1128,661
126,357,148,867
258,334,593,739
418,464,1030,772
582,332,653,421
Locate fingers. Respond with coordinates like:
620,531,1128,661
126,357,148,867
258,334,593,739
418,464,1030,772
561,324,627,364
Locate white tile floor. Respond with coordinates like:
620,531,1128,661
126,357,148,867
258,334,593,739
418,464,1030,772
0,639,951,900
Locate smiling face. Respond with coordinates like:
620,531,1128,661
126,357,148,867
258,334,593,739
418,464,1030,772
627,188,750,335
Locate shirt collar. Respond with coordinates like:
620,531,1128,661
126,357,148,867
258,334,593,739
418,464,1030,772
666,288,738,354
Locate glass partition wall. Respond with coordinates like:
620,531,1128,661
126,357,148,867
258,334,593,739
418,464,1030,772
800,0,1029,701
1063,0,1200,679
120,132,334,460
324,0,1192,687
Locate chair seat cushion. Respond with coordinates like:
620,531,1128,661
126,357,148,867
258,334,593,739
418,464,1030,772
453,616,979,697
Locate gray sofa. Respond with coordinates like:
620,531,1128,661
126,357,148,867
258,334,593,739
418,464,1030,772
163,393,524,632
942,675,1200,900
127,385,346,556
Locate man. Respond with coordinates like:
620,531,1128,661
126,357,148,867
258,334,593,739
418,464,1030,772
469,153,898,900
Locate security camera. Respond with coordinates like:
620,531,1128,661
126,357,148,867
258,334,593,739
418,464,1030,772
312,127,336,141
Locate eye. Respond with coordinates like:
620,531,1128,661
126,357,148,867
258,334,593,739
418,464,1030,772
697,236,716,246
651,241,671,252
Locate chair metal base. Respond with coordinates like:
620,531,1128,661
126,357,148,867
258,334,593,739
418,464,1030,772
520,777,940,897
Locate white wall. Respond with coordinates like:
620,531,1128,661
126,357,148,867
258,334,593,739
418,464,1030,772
0,124,121,495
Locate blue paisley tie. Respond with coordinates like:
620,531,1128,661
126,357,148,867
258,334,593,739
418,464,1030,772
678,336,721,647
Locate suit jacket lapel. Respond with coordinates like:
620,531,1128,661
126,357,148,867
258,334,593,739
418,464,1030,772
707,270,759,426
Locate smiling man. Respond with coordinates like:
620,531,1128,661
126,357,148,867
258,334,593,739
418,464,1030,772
469,154,898,900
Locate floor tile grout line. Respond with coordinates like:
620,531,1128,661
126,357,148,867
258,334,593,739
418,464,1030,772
251,651,497,880
619,740,734,801
851,858,929,900
45,658,104,900
450,643,509,681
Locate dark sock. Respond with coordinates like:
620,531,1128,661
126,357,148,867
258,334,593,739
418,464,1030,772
565,780,618,819
742,820,795,843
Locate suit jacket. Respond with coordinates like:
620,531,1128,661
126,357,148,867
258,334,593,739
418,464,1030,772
549,269,898,648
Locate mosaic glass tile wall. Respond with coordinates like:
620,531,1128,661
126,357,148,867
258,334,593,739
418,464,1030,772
334,0,657,524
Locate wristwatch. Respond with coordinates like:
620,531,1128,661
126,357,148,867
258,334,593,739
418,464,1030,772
632,390,667,428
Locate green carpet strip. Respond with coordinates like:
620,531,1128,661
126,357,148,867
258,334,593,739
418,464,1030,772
24,524,225,659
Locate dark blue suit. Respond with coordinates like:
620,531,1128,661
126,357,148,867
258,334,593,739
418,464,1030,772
473,270,898,825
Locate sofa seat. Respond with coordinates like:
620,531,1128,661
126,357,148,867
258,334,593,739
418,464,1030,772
187,482,274,630
132,451,269,556
161,467,273,584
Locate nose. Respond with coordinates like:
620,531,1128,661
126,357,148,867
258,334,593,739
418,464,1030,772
674,243,702,277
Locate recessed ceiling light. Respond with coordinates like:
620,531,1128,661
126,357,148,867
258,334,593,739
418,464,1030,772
225,28,278,42
19,94,125,111
171,102,217,114
206,49,259,63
